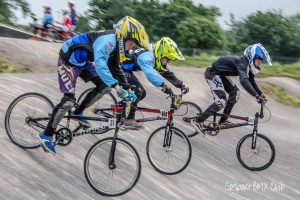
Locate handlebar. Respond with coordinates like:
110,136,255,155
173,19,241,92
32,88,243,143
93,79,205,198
166,90,188,108
259,101,266,118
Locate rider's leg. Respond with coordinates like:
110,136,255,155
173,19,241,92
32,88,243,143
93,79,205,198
218,77,240,124
74,74,110,114
123,71,146,128
44,94,76,136
197,67,227,123
73,63,111,127
38,58,81,154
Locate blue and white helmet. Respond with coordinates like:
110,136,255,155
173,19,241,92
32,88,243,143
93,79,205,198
243,43,272,74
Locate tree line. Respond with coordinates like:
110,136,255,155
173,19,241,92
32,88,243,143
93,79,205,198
1,0,300,58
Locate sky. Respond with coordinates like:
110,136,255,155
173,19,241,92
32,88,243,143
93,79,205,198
16,0,300,29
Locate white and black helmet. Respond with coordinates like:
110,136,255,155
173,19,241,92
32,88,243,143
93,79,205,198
244,43,272,74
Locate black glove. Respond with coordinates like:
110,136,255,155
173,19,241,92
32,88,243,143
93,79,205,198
181,85,189,94
161,84,172,94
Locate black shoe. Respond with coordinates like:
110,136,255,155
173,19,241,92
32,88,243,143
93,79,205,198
191,120,203,134
218,120,233,126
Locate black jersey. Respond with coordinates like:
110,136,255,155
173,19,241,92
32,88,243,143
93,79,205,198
211,56,262,96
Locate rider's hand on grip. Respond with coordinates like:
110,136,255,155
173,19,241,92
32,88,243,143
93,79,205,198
256,94,265,104
161,84,172,95
260,93,268,102
181,85,189,94
116,86,127,99
127,91,137,102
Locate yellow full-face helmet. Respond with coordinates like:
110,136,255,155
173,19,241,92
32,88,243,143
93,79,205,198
154,37,185,72
114,16,150,63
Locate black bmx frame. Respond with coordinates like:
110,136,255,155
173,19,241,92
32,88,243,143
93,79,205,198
201,102,265,148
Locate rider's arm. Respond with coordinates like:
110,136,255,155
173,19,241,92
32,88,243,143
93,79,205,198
237,63,259,97
93,34,118,88
137,51,165,87
158,67,183,88
109,61,130,89
248,72,263,95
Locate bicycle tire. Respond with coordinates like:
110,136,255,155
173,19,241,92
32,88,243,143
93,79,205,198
146,126,192,175
174,101,202,138
84,137,141,196
5,92,54,149
236,133,275,171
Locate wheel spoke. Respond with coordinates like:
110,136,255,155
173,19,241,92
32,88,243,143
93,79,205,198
5,93,53,149
147,126,191,175
84,138,140,196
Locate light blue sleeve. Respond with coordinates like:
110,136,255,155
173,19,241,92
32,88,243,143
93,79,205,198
137,51,164,87
93,34,118,87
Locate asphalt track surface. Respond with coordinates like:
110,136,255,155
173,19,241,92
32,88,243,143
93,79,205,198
0,38,299,199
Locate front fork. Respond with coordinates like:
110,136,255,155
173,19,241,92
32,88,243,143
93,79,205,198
251,113,259,149
163,116,174,149
108,115,121,169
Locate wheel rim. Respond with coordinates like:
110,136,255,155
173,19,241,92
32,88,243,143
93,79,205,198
238,135,274,170
147,127,191,174
173,102,200,137
85,139,140,196
6,94,53,148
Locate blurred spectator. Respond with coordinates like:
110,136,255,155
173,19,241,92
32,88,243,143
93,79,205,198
56,8,72,32
68,1,78,31
42,6,53,30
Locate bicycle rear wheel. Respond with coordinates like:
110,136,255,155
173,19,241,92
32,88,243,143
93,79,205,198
5,93,54,149
236,133,275,171
174,101,202,138
84,137,141,197
146,126,192,175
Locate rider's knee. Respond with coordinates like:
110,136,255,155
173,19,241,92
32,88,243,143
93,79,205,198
134,86,146,101
140,88,146,100
228,86,240,104
215,99,226,109
58,94,75,110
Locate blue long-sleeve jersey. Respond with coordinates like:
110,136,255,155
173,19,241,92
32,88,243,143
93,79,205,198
59,30,128,88
43,13,53,28
121,47,184,88
136,51,164,87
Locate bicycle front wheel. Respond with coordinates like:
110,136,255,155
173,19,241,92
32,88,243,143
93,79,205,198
84,137,141,197
174,101,202,138
146,126,192,175
5,93,54,149
236,133,275,171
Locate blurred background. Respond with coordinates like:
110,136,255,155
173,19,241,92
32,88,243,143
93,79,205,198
2,0,300,58
0,2,299,199
1,0,300,97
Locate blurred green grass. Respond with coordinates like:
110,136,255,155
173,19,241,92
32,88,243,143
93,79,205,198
261,82,300,108
0,56,22,73
174,54,300,81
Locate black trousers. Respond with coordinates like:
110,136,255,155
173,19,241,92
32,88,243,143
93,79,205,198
123,71,146,119
198,67,240,122
45,71,107,136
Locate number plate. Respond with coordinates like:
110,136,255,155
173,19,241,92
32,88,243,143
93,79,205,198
108,118,117,128
160,110,168,119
